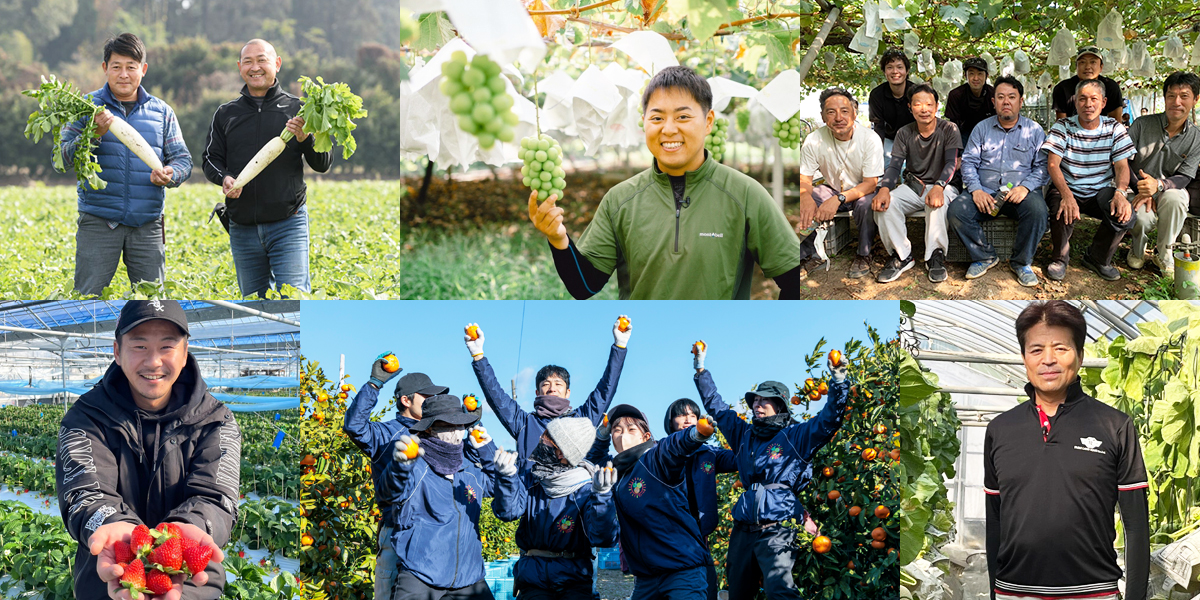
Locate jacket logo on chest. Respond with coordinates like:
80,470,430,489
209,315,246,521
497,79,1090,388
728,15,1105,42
702,461,714,474
463,483,477,504
556,515,576,533
1074,436,1106,454
769,444,783,460
699,232,724,238
627,477,647,498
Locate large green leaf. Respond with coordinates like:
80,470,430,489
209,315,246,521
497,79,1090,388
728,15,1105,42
899,355,938,407
1124,335,1165,356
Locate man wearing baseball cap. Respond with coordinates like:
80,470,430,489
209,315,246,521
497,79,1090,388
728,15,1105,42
343,355,495,600
380,394,521,599
1052,46,1125,121
692,344,849,600
55,300,235,600
944,57,996,146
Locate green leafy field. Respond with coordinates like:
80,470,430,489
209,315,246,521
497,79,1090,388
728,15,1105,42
0,181,615,299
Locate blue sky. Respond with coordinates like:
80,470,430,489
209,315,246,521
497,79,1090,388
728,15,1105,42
301,301,897,441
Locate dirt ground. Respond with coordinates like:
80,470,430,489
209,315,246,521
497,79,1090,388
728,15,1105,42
595,569,636,600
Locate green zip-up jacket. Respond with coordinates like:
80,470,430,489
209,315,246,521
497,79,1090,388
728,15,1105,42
576,155,803,299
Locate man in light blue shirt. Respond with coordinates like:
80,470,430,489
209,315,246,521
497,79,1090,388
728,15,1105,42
949,76,1049,287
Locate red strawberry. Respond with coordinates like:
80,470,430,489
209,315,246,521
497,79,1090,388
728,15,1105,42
146,568,174,595
180,537,199,551
131,524,154,556
148,536,182,572
182,544,213,576
155,522,183,540
114,540,136,564
120,559,147,600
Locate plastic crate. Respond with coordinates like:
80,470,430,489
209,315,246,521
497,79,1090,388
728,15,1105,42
485,560,514,578
822,215,854,257
487,577,515,600
945,216,1020,263
1183,216,1200,248
596,547,622,570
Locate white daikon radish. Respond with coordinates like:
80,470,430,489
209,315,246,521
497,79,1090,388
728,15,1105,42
230,136,287,191
104,110,164,171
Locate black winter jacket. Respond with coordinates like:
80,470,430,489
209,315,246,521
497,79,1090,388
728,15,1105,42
201,81,332,225
56,354,241,600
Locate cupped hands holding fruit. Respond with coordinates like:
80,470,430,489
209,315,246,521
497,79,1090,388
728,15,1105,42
91,520,222,600
464,323,485,359
613,315,632,349
467,424,491,448
369,351,403,389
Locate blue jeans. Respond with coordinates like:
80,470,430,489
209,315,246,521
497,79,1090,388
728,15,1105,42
631,565,707,600
229,205,311,297
948,188,1048,268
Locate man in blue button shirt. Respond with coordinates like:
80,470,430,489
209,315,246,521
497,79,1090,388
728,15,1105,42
949,76,1049,287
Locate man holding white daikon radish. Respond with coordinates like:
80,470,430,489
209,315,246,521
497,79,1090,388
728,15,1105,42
57,33,193,296
202,39,332,297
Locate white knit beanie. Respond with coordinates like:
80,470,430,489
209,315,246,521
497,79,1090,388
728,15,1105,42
544,417,596,467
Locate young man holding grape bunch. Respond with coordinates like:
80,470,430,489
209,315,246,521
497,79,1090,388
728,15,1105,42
527,66,805,300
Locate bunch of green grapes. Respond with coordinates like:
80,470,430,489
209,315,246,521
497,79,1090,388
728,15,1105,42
706,117,729,162
735,108,750,133
636,80,648,129
772,114,805,149
440,51,518,149
520,134,566,201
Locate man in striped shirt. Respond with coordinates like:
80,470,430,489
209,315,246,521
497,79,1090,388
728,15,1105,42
1042,79,1135,281
984,301,1149,600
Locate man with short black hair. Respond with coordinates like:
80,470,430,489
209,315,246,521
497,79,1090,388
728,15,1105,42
202,39,332,298
872,84,962,284
985,300,1149,600
56,300,235,600
795,87,884,279
1126,72,1200,277
869,48,916,166
60,33,193,296
1052,46,1125,121
467,318,629,460
1042,78,1135,281
950,76,1049,287
527,66,804,299
944,57,996,146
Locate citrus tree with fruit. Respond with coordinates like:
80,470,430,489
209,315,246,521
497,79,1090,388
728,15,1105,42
298,357,380,600
708,325,900,599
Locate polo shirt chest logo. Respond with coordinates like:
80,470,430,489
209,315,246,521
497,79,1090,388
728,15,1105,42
1075,436,1106,455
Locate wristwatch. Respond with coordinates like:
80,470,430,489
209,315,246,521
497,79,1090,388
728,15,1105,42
933,180,947,189
836,193,847,203
1158,179,1165,194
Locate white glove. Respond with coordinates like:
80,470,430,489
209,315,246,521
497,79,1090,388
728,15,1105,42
692,341,707,370
593,462,616,494
393,435,425,463
494,448,519,477
829,356,848,383
689,415,715,443
467,425,491,449
596,415,611,441
465,323,485,358
613,315,632,349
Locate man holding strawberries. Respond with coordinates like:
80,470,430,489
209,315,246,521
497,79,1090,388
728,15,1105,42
55,301,235,600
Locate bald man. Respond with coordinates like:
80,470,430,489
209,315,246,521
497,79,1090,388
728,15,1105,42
201,39,331,298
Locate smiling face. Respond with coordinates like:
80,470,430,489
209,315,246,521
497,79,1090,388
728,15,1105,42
909,90,938,126
1076,54,1102,80
113,320,188,411
1075,82,1106,123
102,53,147,103
822,94,857,141
750,395,779,418
966,67,987,93
538,374,570,399
1022,322,1081,400
884,58,908,86
993,82,1023,123
644,86,713,176
1164,84,1197,124
239,41,281,95
672,408,698,432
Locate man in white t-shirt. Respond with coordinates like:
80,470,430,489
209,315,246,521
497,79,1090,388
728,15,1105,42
796,88,885,279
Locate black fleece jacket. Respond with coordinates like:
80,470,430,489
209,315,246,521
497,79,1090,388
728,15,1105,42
56,354,241,600
202,81,332,225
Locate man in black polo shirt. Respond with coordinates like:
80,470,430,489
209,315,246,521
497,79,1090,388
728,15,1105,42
1052,46,1124,121
944,57,995,146
984,301,1149,600
868,48,915,166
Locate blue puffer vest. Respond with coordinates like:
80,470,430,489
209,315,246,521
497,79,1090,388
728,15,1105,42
78,84,169,227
